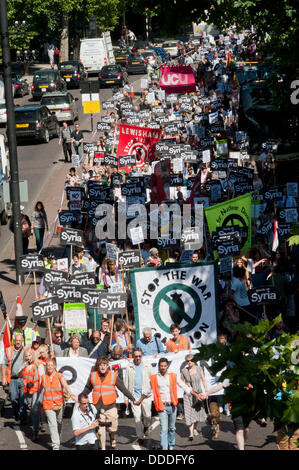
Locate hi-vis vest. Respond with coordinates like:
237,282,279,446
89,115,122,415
150,373,178,412
13,328,40,347
90,370,118,406
165,335,190,353
4,346,25,384
23,364,40,395
41,372,64,410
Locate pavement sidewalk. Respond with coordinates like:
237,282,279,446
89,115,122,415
0,155,69,332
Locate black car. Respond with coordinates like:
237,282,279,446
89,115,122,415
12,74,30,98
126,54,147,74
114,49,130,66
31,70,67,101
58,61,88,88
98,65,128,88
15,105,60,143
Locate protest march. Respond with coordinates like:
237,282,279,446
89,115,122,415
0,26,298,453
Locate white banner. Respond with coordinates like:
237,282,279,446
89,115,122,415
56,351,197,403
131,263,218,348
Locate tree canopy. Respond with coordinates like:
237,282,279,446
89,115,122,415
195,315,299,430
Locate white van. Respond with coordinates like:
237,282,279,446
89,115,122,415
79,33,115,74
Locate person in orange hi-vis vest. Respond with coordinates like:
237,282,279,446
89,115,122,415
77,356,139,450
165,323,191,353
149,357,201,450
19,347,41,442
1,334,26,424
39,358,75,450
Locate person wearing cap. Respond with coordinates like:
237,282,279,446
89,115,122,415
146,248,162,267
13,314,41,347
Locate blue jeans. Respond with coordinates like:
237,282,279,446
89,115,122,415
25,391,43,431
10,378,26,422
158,405,177,450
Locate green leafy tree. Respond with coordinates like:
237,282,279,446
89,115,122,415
194,315,299,431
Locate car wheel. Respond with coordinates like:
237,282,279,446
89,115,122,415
42,128,50,143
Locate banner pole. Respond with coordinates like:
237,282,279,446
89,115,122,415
110,314,114,348
111,118,119,156
70,245,73,275
47,318,53,350
33,271,38,299
121,269,132,358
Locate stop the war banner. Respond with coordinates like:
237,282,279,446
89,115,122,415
205,193,252,254
116,123,162,167
130,262,218,348
159,65,196,94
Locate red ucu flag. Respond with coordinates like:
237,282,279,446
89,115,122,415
159,65,196,94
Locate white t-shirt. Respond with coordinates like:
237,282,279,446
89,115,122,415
231,277,250,306
71,403,98,446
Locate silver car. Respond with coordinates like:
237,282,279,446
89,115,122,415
40,91,79,124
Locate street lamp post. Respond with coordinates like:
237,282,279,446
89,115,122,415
0,1,24,285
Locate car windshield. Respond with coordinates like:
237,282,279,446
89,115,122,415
34,72,56,82
41,96,68,105
163,42,177,48
15,110,37,122
141,51,155,56
59,63,77,71
129,55,142,61
101,66,120,74
0,103,6,110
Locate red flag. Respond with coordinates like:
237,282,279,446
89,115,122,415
117,123,162,172
3,320,11,349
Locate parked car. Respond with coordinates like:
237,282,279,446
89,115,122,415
113,48,130,66
58,61,88,88
40,92,79,124
140,50,161,66
162,41,178,57
126,54,147,75
12,74,30,98
15,105,60,143
98,65,128,88
31,70,67,101
0,99,7,125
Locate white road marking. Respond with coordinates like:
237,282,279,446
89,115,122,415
13,425,28,450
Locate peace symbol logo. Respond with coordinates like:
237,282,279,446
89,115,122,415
221,213,248,249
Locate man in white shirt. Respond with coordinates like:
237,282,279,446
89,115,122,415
149,357,199,450
71,392,99,450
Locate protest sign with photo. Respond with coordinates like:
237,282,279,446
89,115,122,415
131,262,217,347
106,242,118,260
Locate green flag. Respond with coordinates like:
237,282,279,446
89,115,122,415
205,193,252,255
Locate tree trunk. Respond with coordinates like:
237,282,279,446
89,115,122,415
60,11,69,62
